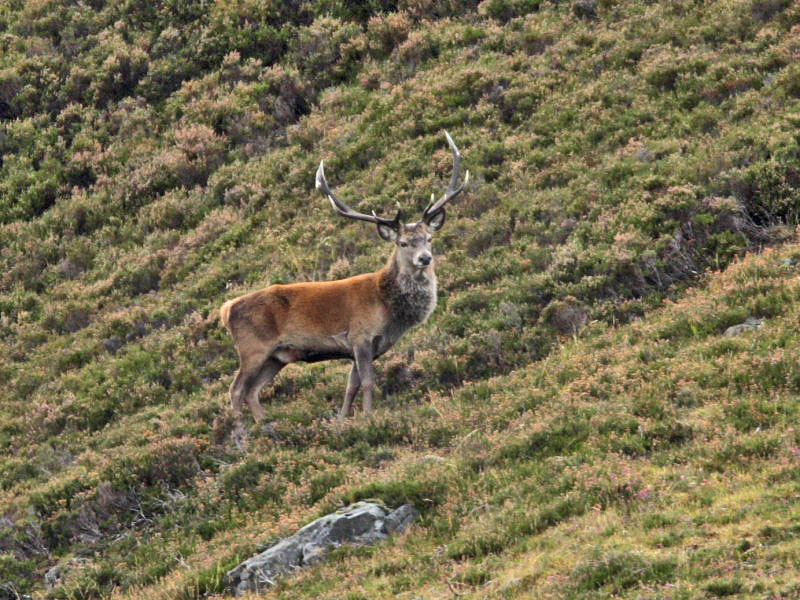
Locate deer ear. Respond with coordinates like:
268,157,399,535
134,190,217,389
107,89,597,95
377,223,398,242
426,208,446,231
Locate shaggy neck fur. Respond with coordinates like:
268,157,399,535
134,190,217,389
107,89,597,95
379,249,437,329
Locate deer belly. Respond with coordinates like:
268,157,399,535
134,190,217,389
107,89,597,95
273,333,353,364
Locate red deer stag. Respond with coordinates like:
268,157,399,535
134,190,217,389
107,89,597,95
220,132,468,421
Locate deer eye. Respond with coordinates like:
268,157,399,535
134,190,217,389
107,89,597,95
399,241,408,247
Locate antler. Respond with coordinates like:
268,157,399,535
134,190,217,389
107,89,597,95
316,161,403,229
422,131,470,223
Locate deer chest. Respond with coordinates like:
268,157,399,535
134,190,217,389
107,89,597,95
390,275,437,328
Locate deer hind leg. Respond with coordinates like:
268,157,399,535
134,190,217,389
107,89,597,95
241,357,285,422
229,369,248,417
229,335,278,420
339,363,361,421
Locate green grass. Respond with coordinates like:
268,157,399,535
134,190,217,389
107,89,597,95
2,0,800,598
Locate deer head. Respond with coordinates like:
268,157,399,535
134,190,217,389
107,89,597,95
315,131,469,273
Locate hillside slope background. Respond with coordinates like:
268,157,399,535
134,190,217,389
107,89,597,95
1,0,800,598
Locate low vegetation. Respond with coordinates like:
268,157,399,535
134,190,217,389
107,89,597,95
1,0,799,598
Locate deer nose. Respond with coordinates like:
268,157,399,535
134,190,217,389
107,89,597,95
418,253,432,266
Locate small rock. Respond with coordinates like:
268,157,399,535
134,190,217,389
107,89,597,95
421,454,447,464
469,503,498,515
43,558,87,591
544,297,588,334
44,565,61,590
636,146,655,163
723,317,764,337
101,336,124,354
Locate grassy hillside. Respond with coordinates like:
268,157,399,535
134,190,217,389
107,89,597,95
1,0,799,598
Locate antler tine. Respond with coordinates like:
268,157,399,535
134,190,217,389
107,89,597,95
316,161,399,228
423,131,470,220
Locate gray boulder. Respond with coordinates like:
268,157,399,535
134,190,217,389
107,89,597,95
226,502,418,595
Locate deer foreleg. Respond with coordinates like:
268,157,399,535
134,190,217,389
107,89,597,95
354,344,375,414
339,363,361,421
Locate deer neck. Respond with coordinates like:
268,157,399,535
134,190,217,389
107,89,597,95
379,248,437,329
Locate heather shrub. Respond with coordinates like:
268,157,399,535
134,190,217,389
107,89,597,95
252,64,313,129
366,12,412,59
203,0,303,66
0,118,63,223
41,303,91,335
289,17,364,90
516,13,556,54
171,123,228,187
85,33,149,107
220,457,278,503
112,254,166,296
393,29,441,72
314,0,399,23
640,46,708,93
750,0,793,22
102,438,204,490
395,0,480,20
739,160,800,225
478,0,541,23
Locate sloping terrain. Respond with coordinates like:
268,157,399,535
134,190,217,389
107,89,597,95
0,0,799,598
